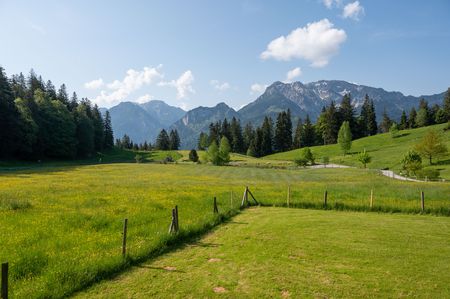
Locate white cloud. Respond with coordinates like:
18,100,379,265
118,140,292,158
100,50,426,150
159,70,195,99
260,19,347,67
136,94,153,103
285,67,302,82
322,0,341,9
250,83,268,95
342,1,364,20
84,78,104,90
210,80,231,91
91,66,163,107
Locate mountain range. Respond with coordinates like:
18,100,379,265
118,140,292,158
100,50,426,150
103,80,446,149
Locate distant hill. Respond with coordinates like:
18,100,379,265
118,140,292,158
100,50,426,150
103,80,446,148
170,102,240,149
107,101,185,143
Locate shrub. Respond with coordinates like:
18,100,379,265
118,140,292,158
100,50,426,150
294,157,308,167
416,168,441,180
390,123,399,138
188,149,199,162
163,155,174,164
357,149,371,168
401,150,422,176
321,156,330,166
134,154,144,163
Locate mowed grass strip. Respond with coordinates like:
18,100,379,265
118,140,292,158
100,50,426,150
75,207,450,298
0,163,449,297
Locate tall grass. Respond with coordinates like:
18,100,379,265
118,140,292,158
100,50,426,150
0,163,448,297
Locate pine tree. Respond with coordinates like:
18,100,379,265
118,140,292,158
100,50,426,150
219,136,231,164
103,111,114,149
367,99,378,135
230,117,244,153
57,84,69,106
260,116,273,156
208,122,221,145
0,66,21,157
155,129,170,150
197,132,209,150
338,94,356,136
293,118,303,149
337,121,352,155
274,110,292,152
399,110,408,130
319,101,339,144
243,122,255,151
221,118,232,142
92,105,105,151
301,115,315,147
45,80,57,100
169,129,180,150
380,109,392,133
409,107,417,128
416,99,430,127
14,97,38,156
74,102,94,157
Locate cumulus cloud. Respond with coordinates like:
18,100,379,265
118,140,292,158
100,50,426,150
342,1,364,20
210,80,231,91
159,70,195,99
91,66,163,107
84,78,104,90
250,83,268,95
260,19,347,67
285,67,302,82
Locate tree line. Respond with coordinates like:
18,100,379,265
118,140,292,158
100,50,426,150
198,90,450,157
115,129,181,151
0,67,114,160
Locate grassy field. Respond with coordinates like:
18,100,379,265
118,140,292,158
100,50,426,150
266,123,450,179
1,163,449,297
76,207,450,298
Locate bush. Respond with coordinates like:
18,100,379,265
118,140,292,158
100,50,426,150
163,155,174,164
416,168,441,180
321,156,330,166
401,150,422,176
357,149,371,168
294,157,308,167
134,154,144,163
188,149,199,162
390,123,399,138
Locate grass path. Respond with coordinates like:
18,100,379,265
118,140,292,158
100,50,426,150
75,207,450,298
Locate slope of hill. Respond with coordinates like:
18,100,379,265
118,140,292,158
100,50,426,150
265,123,450,179
139,100,185,127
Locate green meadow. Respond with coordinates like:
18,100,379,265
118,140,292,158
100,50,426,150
0,161,449,298
266,123,450,179
76,207,450,298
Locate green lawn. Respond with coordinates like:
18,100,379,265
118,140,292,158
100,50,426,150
1,163,449,297
266,123,450,179
75,207,450,298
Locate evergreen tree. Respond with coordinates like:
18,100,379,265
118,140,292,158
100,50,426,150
208,121,221,145
416,98,431,127
57,84,69,106
221,118,232,142
399,110,408,130
68,91,78,111
434,108,446,124
45,80,57,100
11,73,27,100
274,110,293,152
14,97,38,156
338,94,356,135
103,111,114,149
319,101,339,144
409,107,417,128
0,67,22,157
74,103,94,157
367,99,378,135
243,122,255,151
206,140,220,165
380,109,392,133
337,121,352,155
155,129,170,150
293,118,303,149
301,115,315,147
230,117,244,153
260,116,273,156
92,105,105,151
169,129,180,150
189,149,199,162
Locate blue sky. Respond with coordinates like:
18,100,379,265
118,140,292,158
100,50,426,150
1,0,449,110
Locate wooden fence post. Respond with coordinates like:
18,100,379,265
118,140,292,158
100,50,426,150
122,218,128,257
324,190,328,207
287,185,291,208
214,197,219,214
370,189,374,208
1,262,7,299
421,191,425,212
230,191,233,208
175,205,179,232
